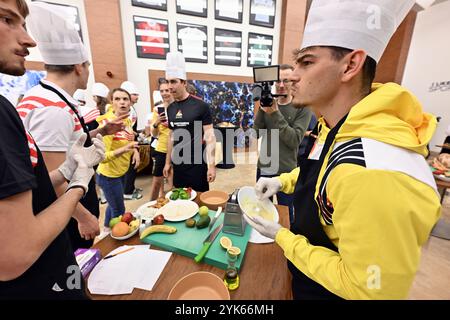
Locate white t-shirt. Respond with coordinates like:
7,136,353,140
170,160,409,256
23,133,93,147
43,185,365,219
17,80,83,152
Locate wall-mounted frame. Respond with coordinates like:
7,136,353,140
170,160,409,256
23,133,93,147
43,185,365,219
32,0,83,41
249,0,276,28
247,32,273,67
214,29,242,66
176,0,208,18
133,15,170,59
215,0,243,23
177,22,208,63
131,0,167,11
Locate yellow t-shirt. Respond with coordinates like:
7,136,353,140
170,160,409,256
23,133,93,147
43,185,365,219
96,113,134,178
152,110,170,153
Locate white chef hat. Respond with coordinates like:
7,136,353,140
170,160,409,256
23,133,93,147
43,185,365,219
92,82,110,98
120,81,139,95
27,1,89,65
165,51,186,80
301,0,415,63
73,89,85,102
153,90,163,105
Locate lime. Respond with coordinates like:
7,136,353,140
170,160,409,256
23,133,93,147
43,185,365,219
199,205,209,217
228,246,241,256
220,236,232,250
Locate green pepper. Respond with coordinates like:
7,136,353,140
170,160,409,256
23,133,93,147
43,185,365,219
170,190,179,200
179,191,189,200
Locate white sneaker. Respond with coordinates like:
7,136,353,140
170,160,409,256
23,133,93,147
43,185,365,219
97,227,111,240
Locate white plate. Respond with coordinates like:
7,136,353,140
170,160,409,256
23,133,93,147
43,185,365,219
238,186,279,223
157,200,199,222
166,188,197,201
110,215,140,240
135,201,160,220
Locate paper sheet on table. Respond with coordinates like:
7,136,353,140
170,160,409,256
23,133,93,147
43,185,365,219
248,228,274,244
87,245,172,295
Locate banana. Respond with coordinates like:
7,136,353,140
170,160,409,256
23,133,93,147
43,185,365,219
140,225,177,240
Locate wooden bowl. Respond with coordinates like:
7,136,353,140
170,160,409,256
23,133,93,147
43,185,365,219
167,271,230,300
199,190,229,210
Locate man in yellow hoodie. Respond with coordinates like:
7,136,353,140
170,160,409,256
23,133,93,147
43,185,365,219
245,0,441,300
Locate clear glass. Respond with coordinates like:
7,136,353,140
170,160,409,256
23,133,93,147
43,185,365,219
223,249,240,290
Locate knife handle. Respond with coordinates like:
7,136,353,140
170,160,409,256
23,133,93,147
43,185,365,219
194,242,211,263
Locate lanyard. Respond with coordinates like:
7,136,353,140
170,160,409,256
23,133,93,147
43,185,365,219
39,81,90,136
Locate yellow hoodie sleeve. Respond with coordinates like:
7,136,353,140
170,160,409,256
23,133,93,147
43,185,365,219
275,164,440,299
278,167,300,194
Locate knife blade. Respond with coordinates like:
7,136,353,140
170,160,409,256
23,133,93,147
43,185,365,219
208,206,223,232
194,223,223,263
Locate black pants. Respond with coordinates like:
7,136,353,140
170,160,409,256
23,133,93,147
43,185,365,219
123,158,137,195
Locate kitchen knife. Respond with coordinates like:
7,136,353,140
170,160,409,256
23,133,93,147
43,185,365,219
194,223,224,263
208,206,223,232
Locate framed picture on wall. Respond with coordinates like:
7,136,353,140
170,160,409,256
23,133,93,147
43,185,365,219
215,29,242,66
177,22,208,63
215,0,243,23
32,0,83,41
247,32,273,67
131,0,167,11
176,0,208,17
133,15,170,59
249,0,276,28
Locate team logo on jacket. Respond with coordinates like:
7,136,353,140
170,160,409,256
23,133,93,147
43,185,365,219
175,110,183,119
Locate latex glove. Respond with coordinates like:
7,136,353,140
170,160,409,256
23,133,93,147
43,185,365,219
77,213,100,240
244,215,282,240
58,133,105,181
255,177,282,201
66,154,94,195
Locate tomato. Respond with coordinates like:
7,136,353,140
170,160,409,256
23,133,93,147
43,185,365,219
186,187,192,196
152,214,165,225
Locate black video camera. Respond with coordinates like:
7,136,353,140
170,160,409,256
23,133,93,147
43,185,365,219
251,65,287,107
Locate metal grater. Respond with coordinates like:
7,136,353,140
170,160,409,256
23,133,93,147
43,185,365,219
223,189,246,236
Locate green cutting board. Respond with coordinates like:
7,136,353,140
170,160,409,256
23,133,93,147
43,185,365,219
141,210,251,270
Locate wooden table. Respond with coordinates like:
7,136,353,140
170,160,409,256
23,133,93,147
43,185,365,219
87,204,292,300
435,177,450,203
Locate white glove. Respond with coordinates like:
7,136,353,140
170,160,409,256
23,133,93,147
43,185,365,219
66,154,95,195
58,133,105,180
244,215,282,240
255,177,282,201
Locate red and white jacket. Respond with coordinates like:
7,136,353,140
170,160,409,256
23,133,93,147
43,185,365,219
17,80,83,152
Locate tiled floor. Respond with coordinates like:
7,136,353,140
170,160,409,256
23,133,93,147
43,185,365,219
96,150,450,300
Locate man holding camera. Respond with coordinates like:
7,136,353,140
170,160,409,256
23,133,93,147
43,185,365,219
254,64,312,224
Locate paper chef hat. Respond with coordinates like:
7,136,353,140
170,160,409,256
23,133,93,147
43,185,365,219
92,83,110,98
301,0,415,63
165,52,186,80
121,81,139,95
73,89,85,102
27,1,89,65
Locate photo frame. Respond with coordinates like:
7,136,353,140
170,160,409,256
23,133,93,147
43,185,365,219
215,28,242,66
177,22,208,63
249,0,276,28
32,0,83,41
247,32,273,67
133,15,170,59
214,0,243,23
131,0,167,11
176,0,208,18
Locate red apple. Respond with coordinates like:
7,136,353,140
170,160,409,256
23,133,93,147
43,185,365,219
121,212,134,224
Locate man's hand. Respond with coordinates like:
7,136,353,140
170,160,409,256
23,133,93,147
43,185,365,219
163,164,172,178
58,133,105,181
244,215,282,239
207,166,216,183
76,213,100,240
259,100,279,114
132,150,140,169
101,113,128,135
255,177,282,201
